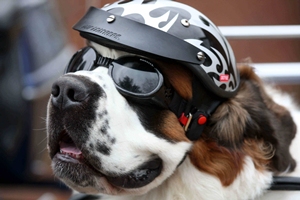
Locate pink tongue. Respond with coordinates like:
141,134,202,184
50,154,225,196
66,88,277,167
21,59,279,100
60,142,82,155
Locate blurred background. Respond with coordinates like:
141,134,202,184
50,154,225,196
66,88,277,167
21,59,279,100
0,0,299,199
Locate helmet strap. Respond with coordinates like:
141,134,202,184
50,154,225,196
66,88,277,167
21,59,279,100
169,76,224,141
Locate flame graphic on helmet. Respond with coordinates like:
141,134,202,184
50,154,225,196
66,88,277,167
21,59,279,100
102,0,239,93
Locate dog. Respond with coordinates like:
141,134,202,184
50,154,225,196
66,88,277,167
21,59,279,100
47,1,299,200
47,43,300,200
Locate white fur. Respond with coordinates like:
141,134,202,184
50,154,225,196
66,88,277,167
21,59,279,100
81,156,272,200
68,68,192,195
91,41,135,59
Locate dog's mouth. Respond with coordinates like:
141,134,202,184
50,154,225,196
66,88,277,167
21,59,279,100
106,158,162,188
52,130,163,189
57,131,84,162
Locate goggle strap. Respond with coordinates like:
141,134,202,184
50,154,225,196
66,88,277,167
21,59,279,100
96,55,114,67
168,91,189,117
186,78,224,141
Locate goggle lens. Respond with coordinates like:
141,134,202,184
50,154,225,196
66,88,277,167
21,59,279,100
111,57,160,95
65,47,97,73
65,47,166,101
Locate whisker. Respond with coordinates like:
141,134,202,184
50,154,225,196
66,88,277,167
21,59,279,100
37,137,48,145
38,147,49,155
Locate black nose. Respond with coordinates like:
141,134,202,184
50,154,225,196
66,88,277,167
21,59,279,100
51,75,90,109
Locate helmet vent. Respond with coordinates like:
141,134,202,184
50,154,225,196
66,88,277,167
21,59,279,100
118,0,133,5
216,64,223,73
142,0,157,4
199,16,210,27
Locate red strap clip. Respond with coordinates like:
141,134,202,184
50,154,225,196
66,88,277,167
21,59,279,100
198,114,207,125
179,113,192,131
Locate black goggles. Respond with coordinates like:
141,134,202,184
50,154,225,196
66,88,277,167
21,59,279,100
65,47,172,107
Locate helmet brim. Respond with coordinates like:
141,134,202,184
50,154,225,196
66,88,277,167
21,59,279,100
73,7,204,65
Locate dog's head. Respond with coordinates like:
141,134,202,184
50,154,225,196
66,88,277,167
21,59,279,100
47,0,296,197
47,42,193,195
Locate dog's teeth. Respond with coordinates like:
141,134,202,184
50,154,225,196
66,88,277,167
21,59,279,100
59,149,82,159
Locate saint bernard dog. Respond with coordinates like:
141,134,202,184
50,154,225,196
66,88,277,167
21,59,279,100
46,1,300,200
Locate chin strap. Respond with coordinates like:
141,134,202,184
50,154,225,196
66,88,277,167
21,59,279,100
169,77,223,141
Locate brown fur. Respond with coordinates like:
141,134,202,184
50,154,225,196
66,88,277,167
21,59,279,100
162,63,297,185
203,65,296,172
158,61,193,100
189,137,245,186
242,139,274,171
160,110,190,142
189,138,274,186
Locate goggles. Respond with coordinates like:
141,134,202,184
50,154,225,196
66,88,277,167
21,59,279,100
65,47,173,108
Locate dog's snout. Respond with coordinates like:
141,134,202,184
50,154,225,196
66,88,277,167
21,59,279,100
51,75,90,109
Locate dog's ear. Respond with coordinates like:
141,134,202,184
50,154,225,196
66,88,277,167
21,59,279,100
205,65,297,173
205,97,250,148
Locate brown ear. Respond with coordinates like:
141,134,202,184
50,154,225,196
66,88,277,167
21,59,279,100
205,65,297,173
204,98,250,148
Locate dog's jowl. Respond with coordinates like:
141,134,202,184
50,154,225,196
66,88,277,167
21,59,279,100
47,1,299,200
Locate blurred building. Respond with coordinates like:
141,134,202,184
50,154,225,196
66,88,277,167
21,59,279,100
0,0,73,199
0,0,299,199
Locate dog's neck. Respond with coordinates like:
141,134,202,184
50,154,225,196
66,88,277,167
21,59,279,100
97,157,272,200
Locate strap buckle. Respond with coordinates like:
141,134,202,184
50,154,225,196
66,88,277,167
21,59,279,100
179,113,193,131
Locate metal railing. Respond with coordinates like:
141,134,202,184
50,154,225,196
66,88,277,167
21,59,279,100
219,25,300,84
23,25,300,100
219,25,300,39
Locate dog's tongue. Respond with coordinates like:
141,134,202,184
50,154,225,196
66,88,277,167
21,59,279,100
60,142,82,155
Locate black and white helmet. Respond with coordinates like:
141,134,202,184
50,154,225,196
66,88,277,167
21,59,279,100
74,0,239,98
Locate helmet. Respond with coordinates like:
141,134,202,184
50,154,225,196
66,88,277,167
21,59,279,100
73,0,239,98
